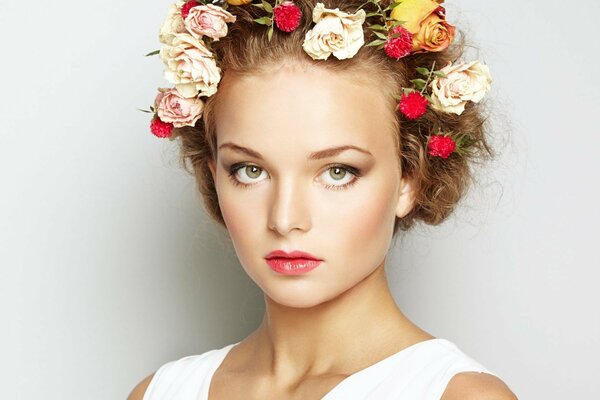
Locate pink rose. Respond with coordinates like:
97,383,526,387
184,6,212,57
154,88,204,128
184,4,236,41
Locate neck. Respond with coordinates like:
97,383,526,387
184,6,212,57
249,260,431,383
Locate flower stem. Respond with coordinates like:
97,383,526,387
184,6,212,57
420,60,436,95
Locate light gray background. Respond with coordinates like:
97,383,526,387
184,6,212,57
1,0,598,398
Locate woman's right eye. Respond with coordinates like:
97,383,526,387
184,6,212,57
227,164,267,187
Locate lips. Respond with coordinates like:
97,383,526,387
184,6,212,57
265,250,322,260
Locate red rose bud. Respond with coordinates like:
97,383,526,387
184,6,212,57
273,1,302,32
181,0,200,20
398,92,428,120
428,134,456,158
384,26,413,60
150,116,174,138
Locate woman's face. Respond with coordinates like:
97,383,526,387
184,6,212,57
208,63,415,308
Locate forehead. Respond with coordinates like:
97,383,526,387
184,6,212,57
214,64,396,154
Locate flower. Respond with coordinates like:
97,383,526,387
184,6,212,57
274,1,303,33
184,4,237,41
428,134,456,158
384,25,413,60
154,88,204,128
398,91,428,119
389,0,455,53
159,33,222,98
181,1,200,19
302,3,366,60
150,116,175,138
159,1,187,45
226,0,253,5
429,60,492,115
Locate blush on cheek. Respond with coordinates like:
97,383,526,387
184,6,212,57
337,186,396,266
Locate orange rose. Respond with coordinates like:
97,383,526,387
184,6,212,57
226,0,253,5
389,0,455,53
413,12,454,52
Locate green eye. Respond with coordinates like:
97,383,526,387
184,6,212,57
244,165,262,179
329,167,347,181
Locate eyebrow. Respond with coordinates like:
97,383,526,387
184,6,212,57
218,142,373,160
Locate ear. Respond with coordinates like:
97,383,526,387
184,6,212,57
208,159,217,182
395,176,416,219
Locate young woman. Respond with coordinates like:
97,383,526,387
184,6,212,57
130,0,517,398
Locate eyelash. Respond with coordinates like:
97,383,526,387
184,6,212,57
226,163,362,191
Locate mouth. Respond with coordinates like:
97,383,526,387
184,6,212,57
264,250,322,261
264,250,323,275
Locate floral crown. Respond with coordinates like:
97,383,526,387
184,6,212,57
144,0,492,159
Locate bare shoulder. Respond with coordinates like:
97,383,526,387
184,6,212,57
127,373,155,400
440,371,518,400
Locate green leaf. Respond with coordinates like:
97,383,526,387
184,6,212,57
385,2,402,11
262,0,273,13
150,106,155,112
368,24,386,31
267,25,274,42
373,31,387,40
410,78,427,90
137,108,153,114
365,39,387,47
253,16,272,25
415,67,430,76
365,12,380,18
432,71,448,78
252,3,265,9
145,49,160,57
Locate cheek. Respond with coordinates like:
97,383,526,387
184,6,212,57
316,177,397,263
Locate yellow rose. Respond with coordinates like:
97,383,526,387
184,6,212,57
226,0,253,5
389,0,454,52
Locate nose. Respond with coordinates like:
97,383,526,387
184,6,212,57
267,176,311,235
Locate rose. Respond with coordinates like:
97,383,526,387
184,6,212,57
184,4,236,41
413,12,454,52
159,33,222,98
159,1,187,45
226,0,253,5
389,0,455,53
429,60,492,115
302,3,366,60
154,88,204,128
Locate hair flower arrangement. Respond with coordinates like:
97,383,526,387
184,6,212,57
143,0,492,161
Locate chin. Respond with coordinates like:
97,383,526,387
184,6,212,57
263,287,338,309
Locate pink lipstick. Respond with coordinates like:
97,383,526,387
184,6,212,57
264,250,323,275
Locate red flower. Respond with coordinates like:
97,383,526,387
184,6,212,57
150,116,174,138
428,134,456,158
273,1,302,32
398,92,428,119
384,26,413,60
181,1,200,20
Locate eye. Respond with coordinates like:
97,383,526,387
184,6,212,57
319,164,361,190
228,164,268,187
226,163,361,190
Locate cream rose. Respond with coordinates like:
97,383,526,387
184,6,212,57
184,4,236,41
155,88,204,128
302,3,366,60
159,33,222,98
159,1,186,45
429,60,492,115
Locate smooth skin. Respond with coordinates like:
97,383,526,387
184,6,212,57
129,62,517,400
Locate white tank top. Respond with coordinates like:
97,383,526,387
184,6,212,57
143,338,498,399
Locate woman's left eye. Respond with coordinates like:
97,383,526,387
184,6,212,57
227,163,361,190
